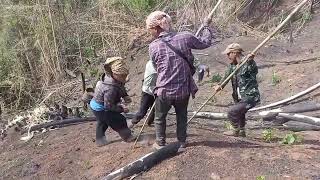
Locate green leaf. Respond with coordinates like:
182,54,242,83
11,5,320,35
262,128,275,142
282,133,302,145
287,134,295,145
256,175,266,180
211,73,222,83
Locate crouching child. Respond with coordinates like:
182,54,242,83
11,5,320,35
215,43,260,137
197,64,210,83
90,57,135,146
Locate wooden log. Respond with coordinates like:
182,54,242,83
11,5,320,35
250,81,320,112
259,103,320,122
259,103,320,116
21,113,137,134
281,121,320,132
21,117,96,134
278,113,320,126
102,142,180,180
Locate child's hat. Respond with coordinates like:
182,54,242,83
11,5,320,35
104,57,129,75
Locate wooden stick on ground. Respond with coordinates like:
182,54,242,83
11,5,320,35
187,0,310,124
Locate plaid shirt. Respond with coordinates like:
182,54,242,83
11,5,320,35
149,27,213,100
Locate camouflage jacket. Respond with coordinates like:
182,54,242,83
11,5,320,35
220,59,260,104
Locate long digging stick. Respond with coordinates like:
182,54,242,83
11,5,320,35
132,102,155,148
187,0,310,124
132,1,225,149
195,0,224,36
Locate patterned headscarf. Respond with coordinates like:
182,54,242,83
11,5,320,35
146,11,172,31
222,43,244,54
104,57,129,75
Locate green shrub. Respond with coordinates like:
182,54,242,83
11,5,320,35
271,71,281,86
281,133,303,145
211,73,222,83
262,128,276,142
256,176,266,180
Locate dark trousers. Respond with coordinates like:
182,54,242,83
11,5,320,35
132,92,155,125
154,96,189,145
198,70,205,82
92,110,131,141
227,101,255,128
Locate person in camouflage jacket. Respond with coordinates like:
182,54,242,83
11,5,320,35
215,43,260,137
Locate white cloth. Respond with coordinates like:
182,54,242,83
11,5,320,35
142,61,157,95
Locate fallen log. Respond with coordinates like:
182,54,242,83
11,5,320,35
281,121,320,132
21,117,96,134
183,105,320,129
250,81,320,112
102,142,180,180
259,103,320,121
21,113,137,134
278,113,320,126
259,103,320,116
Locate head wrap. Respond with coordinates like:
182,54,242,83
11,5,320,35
222,43,244,55
146,11,172,31
104,57,129,75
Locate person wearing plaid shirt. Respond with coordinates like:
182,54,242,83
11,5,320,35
146,11,214,151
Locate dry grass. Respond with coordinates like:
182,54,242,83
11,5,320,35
0,0,315,114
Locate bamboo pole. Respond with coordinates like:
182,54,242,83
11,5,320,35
132,102,155,148
195,0,224,36
250,81,320,112
187,0,310,124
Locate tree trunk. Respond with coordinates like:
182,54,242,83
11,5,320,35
259,103,320,120
281,121,320,132
278,113,320,126
250,81,320,111
21,113,137,134
102,142,180,180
